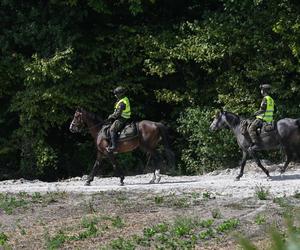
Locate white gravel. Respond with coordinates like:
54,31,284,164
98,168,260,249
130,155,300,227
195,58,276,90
1,161,300,199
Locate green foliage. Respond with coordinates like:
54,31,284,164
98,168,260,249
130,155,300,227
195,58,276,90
0,232,8,246
0,192,68,215
0,193,28,215
154,195,164,204
177,107,239,174
238,217,300,250
255,214,266,225
108,237,135,250
255,185,270,200
46,215,102,248
46,230,67,250
102,216,242,249
216,219,239,233
110,216,125,229
0,0,299,179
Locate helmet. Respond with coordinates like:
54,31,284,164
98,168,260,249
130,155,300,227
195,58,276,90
113,86,126,95
259,84,271,90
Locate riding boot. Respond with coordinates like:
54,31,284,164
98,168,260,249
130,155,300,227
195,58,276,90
248,143,260,153
248,136,260,153
106,131,117,152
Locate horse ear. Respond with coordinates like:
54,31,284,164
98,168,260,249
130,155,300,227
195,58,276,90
221,107,227,114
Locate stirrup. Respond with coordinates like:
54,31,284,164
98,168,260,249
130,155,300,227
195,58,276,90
106,146,116,153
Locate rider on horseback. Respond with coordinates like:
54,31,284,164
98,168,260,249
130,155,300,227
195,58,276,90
106,86,131,153
248,84,274,152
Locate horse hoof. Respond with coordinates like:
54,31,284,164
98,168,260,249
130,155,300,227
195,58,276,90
235,177,240,181
84,181,91,186
155,177,161,184
266,176,272,181
120,182,124,186
149,180,155,184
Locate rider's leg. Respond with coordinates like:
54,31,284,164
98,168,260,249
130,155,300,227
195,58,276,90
106,119,126,152
107,120,120,152
248,119,263,151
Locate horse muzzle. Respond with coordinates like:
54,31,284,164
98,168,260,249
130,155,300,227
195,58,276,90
69,122,79,133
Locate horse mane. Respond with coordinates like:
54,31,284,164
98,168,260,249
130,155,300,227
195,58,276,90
81,109,104,126
224,111,241,127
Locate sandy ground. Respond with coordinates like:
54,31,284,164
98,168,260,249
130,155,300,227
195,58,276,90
1,161,300,199
1,161,300,249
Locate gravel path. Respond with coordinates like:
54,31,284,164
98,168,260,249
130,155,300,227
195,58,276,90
1,162,300,199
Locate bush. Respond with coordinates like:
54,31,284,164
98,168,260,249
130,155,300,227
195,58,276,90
177,107,239,174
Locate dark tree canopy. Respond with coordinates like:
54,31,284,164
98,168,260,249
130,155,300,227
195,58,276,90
0,0,299,180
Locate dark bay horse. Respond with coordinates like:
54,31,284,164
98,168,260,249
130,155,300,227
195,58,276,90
70,108,175,186
209,111,300,180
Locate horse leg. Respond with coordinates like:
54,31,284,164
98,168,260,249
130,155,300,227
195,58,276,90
107,153,125,186
251,152,271,179
155,169,161,183
85,156,102,186
141,150,155,183
139,146,159,184
148,150,162,184
152,150,164,184
280,150,292,175
235,151,248,181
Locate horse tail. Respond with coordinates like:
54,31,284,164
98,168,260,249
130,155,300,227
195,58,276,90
156,122,176,173
296,119,300,131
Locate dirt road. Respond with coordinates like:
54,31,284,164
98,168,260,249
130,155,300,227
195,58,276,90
1,162,300,199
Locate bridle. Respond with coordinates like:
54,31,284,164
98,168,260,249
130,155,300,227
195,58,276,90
70,111,104,132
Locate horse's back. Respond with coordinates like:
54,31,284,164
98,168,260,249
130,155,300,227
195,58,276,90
138,120,162,132
277,118,300,139
277,118,300,156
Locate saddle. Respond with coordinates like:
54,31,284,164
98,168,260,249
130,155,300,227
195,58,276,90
99,122,139,141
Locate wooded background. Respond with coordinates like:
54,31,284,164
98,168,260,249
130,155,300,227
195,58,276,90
0,0,299,180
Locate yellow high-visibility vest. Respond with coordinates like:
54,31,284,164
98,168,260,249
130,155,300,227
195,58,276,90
115,97,131,119
256,95,274,122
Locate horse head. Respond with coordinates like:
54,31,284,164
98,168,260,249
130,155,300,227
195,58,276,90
209,110,229,131
70,108,104,134
69,108,85,133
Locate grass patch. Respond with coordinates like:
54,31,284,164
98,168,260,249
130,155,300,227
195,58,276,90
199,228,215,239
45,215,103,249
254,214,266,225
202,191,216,200
294,191,300,199
154,195,164,205
216,219,239,233
46,230,67,250
0,193,28,214
101,216,240,249
238,216,300,250
0,192,68,215
0,232,8,246
211,208,222,219
255,185,270,200
152,193,191,208
101,215,126,228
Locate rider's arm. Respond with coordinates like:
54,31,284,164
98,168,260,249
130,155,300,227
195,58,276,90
110,102,126,119
254,97,267,116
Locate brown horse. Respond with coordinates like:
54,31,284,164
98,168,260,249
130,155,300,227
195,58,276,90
69,108,175,186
